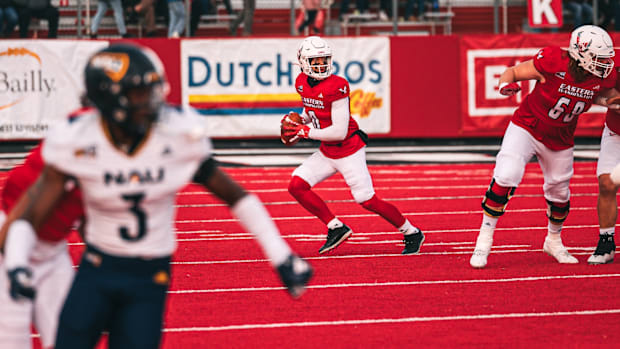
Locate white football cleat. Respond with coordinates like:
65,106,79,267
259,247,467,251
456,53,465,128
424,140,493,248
470,230,494,268
543,236,578,264
587,251,615,264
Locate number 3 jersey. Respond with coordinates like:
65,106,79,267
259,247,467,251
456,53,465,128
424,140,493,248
42,106,213,258
512,46,617,150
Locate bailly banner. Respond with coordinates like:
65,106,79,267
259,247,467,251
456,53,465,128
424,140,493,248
0,40,108,140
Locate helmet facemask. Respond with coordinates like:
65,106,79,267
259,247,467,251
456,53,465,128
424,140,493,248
118,83,165,139
302,55,332,80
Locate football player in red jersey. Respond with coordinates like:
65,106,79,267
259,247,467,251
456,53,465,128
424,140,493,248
283,36,424,255
588,49,620,265
470,25,620,268
0,109,86,349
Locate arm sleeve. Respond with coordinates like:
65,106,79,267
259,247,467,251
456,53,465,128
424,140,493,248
4,220,37,269
307,97,349,142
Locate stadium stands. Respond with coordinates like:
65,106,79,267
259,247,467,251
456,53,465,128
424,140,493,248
6,0,581,39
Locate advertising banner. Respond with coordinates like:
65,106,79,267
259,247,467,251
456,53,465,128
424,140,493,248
0,40,108,139
181,37,391,138
460,34,608,136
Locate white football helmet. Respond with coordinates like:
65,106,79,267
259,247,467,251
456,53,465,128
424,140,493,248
568,25,615,78
297,36,333,80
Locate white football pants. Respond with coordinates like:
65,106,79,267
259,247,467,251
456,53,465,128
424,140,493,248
493,122,573,203
292,146,375,203
597,124,620,177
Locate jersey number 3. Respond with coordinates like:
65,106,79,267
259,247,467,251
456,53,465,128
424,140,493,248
120,192,147,241
548,97,586,123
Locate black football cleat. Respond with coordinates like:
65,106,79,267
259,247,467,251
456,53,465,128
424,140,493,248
587,234,615,264
318,225,352,254
402,230,425,255
276,254,313,298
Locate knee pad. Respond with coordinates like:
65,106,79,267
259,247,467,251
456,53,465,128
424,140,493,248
481,178,516,217
288,176,311,198
546,200,570,223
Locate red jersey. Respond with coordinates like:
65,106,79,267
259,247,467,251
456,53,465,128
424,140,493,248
605,49,620,134
512,46,617,150
295,73,366,159
2,120,85,243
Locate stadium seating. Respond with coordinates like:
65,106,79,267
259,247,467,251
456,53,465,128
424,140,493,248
6,0,578,39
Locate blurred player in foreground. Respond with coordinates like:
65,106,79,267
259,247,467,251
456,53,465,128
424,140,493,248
588,51,620,265
3,43,313,349
282,36,424,255
470,25,619,268
0,134,85,349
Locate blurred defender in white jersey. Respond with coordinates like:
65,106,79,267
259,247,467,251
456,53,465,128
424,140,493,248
3,43,313,349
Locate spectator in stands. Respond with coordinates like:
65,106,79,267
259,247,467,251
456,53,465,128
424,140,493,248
404,0,438,21
229,0,254,36
564,0,593,29
190,0,211,36
14,0,58,38
599,0,620,31
298,0,320,35
378,0,391,21
90,0,129,38
134,0,157,36
167,0,184,37
218,0,233,15
338,0,369,21
0,0,18,37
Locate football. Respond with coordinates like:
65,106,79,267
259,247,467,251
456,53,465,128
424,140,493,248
280,112,303,146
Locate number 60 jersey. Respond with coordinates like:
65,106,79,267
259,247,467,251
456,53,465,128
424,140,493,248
511,46,617,151
42,106,212,258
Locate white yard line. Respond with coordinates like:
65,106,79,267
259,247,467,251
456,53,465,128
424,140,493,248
163,309,620,332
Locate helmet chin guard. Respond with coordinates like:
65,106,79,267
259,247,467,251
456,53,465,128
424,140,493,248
297,36,333,80
568,25,615,79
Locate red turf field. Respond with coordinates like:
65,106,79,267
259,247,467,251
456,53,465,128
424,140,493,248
11,162,619,348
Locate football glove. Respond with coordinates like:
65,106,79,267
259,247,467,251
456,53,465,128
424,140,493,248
283,123,311,143
499,82,521,96
276,254,313,299
7,267,36,301
280,114,290,125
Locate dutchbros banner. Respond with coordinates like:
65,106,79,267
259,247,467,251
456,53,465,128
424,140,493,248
181,37,391,138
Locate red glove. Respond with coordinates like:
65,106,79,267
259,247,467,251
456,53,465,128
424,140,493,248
283,122,310,143
280,114,290,125
499,82,521,96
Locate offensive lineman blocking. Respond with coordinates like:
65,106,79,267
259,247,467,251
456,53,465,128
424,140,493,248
282,36,424,255
470,25,619,268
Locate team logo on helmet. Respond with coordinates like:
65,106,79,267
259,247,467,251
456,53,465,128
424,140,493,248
90,52,130,82
574,31,592,53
